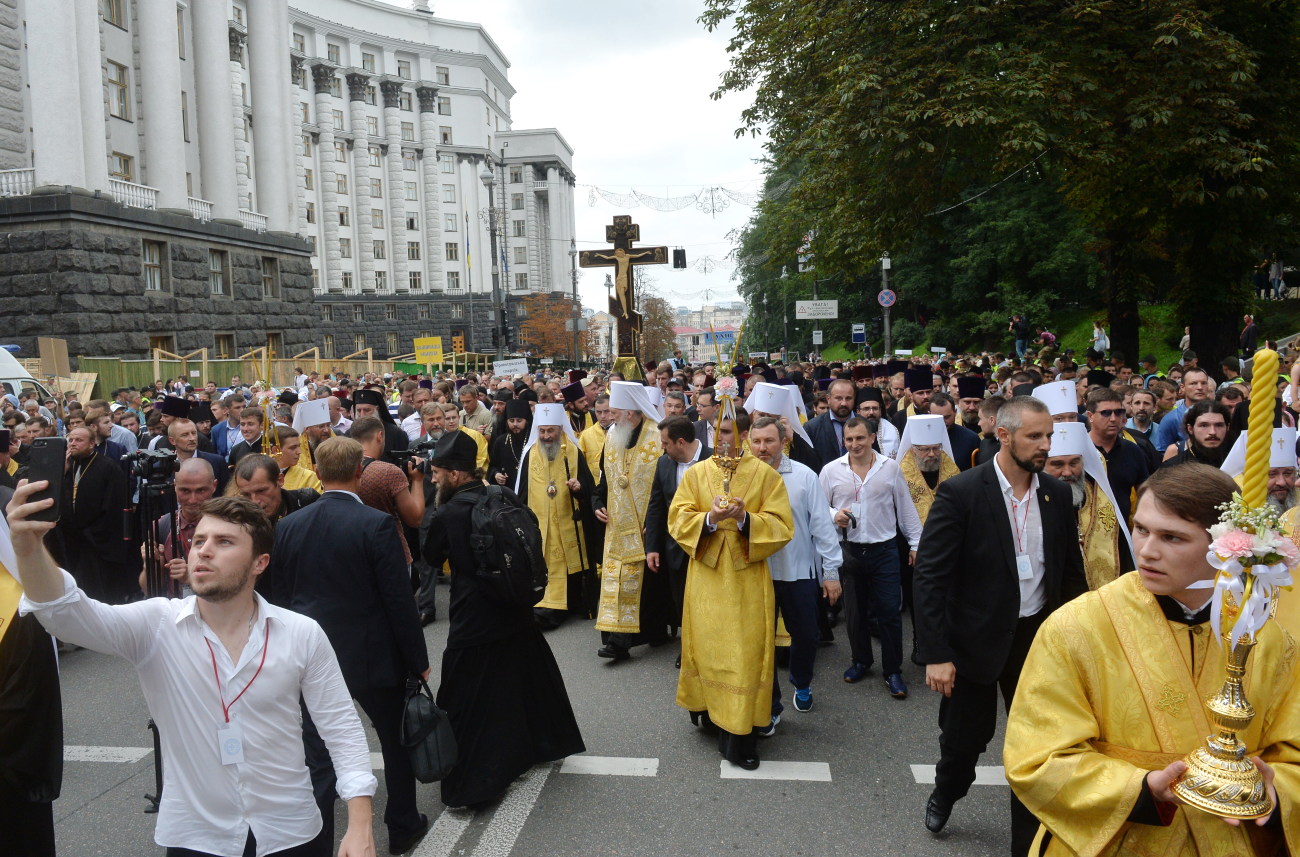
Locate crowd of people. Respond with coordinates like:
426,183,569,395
3,336,1300,857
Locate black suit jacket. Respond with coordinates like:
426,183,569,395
947,424,981,472
644,441,710,574
913,460,1087,685
268,492,428,691
803,413,843,473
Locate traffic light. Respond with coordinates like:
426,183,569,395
491,328,500,348
506,324,518,351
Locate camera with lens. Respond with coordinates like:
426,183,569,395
391,438,438,475
122,448,179,481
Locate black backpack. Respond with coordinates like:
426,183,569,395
452,485,547,607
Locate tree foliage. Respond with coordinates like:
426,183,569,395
519,293,583,361
705,0,1300,365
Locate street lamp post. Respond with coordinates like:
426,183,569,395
881,252,892,356
479,164,504,358
780,266,789,360
569,238,580,366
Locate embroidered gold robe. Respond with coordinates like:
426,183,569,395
1005,572,1300,856
1276,506,1300,641
1079,477,1122,591
578,423,607,487
669,455,793,735
899,450,959,524
594,418,661,634
523,444,587,611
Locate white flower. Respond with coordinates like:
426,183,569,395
1209,522,1234,541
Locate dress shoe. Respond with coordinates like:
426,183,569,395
842,661,871,683
885,672,909,699
388,813,429,854
925,791,953,833
419,610,436,627
731,754,760,771
597,644,630,661
675,654,681,669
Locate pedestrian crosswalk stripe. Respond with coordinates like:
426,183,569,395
910,764,1006,786
718,760,832,782
64,745,152,763
560,755,659,777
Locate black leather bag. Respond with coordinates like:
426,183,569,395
401,678,457,783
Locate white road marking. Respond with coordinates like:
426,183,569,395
559,755,659,777
469,764,552,857
910,764,1007,786
370,752,384,770
718,760,832,782
64,745,153,763
410,806,474,857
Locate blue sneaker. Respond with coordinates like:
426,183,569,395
754,713,780,738
885,672,908,699
842,661,871,683
793,688,813,712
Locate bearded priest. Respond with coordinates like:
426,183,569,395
1043,422,1133,590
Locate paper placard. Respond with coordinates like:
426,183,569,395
493,357,530,377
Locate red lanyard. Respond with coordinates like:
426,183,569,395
206,619,270,723
1009,492,1031,555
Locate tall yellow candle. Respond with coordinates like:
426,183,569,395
1243,347,1279,509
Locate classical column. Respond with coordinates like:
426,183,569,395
312,63,343,293
26,1,86,189
380,79,409,294
416,85,443,295
229,29,250,210
137,0,188,209
73,0,107,193
275,0,299,230
524,163,541,292
346,72,375,292
547,165,564,294
248,0,292,230
192,0,238,219
291,55,308,235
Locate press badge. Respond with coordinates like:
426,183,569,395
1015,554,1034,581
218,720,245,766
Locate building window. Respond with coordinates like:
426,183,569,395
334,141,347,162
409,271,422,291
293,32,305,52
432,186,452,207
513,246,527,265
339,237,352,257
329,77,342,98
326,43,340,64
339,206,350,226
261,257,280,298
444,213,457,232
440,155,454,174
375,270,388,290
354,333,366,352
397,59,412,79
107,61,130,119
510,167,523,184
370,178,383,198
387,332,399,355
450,303,464,319
177,8,185,58
305,202,316,223
401,122,415,142
402,150,417,171
515,273,528,291
512,219,525,237
208,250,228,295
342,271,353,290
181,92,190,140
109,152,134,181
435,66,449,85
404,182,418,201
414,303,429,321
446,271,460,290
511,193,524,210
104,0,126,27
400,91,412,111
368,145,381,166
336,174,348,195
231,4,243,25
385,303,398,321
364,85,376,105
439,126,452,145
323,333,334,358
373,240,386,259
367,117,379,137
407,242,421,260
295,66,307,88
303,135,312,155
372,208,385,229
332,108,344,129
486,106,491,124
445,242,459,261
406,212,419,231
305,168,314,189
300,101,310,122
214,333,236,358
361,52,375,72
437,96,451,115
352,304,365,322
143,240,165,291
516,303,527,319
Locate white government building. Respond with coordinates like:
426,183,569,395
0,0,576,359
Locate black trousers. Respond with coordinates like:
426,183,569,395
933,610,1045,857
164,826,328,857
0,796,55,857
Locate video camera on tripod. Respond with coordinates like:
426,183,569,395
123,448,180,482
390,438,439,474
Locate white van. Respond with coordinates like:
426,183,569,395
0,348,57,403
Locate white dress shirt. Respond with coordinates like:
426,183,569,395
674,439,704,485
767,455,842,583
401,410,424,441
992,456,1047,617
818,452,923,549
20,572,376,857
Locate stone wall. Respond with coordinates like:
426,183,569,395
314,292,524,359
0,0,26,169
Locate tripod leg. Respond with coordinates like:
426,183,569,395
143,719,162,813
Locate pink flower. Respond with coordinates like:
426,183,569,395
1213,530,1256,559
1277,538,1300,567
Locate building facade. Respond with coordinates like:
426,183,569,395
0,0,575,361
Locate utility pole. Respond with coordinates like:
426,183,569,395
881,252,893,356
569,238,581,367
480,162,504,358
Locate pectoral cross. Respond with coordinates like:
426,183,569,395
579,216,668,360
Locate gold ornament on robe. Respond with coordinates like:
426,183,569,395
898,450,959,524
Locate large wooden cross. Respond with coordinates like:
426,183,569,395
579,216,667,360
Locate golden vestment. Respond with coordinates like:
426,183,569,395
459,426,489,475
578,423,607,487
282,463,322,493
594,419,661,633
1276,506,1300,641
899,450,959,524
525,444,586,611
1079,477,1122,591
669,455,793,735
1005,572,1300,856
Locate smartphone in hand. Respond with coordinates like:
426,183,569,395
25,436,66,523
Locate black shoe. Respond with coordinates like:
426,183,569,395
389,814,429,854
597,644,630,661
731,753,759,771
419,610,436,627
675,654,681,669
925,792,953,833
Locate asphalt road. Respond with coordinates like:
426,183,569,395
50,585,1016,857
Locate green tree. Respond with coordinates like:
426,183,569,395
704,0,1300,368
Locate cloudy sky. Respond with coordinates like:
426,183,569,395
413,0,766,313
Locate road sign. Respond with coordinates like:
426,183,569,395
851,323,866,344
811,330,823,345
748,351,767,360
540,358,554,365
878,289,897,308
413,336,443,364
931,346,947,354
795,300,838,320
894,349,913,357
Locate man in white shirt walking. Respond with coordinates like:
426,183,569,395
6,485,377,857
818,417,922,699
749,417,842,720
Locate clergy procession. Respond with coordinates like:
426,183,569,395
4,340,1300,857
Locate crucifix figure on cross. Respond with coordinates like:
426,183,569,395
579,216,668,376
